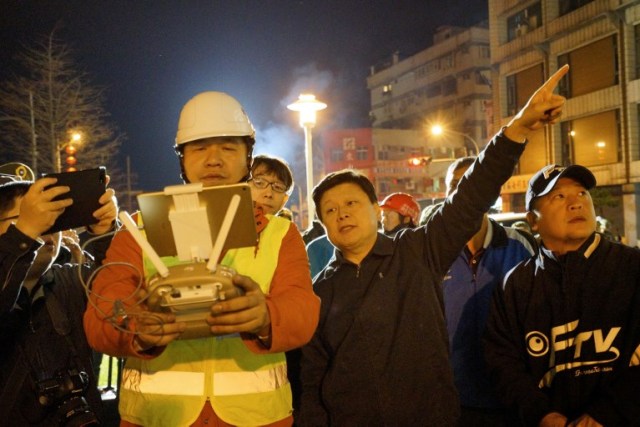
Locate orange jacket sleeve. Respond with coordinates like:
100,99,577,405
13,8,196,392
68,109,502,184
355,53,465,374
83,216,154,358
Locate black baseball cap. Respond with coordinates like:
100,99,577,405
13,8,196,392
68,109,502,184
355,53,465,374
526,164,596,211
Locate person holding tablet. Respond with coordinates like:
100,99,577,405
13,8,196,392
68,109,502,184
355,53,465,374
0,167,118,425
84,92,320,427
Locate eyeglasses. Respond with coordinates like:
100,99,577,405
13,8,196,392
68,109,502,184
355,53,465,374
249,177,289,194
0,214,19,222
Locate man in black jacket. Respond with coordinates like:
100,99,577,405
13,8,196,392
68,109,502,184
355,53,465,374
484,164,640,426
0,171,118,425
298,67,569,426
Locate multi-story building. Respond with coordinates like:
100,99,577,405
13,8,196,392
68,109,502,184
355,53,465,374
489,0,640,245
321,128,465,201
367,24,493,152
321,24,492,203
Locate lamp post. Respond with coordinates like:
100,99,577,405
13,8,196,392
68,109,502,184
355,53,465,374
287,94,327,228
431,124,480,156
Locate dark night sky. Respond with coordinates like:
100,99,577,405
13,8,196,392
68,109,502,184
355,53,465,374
1,0,487,192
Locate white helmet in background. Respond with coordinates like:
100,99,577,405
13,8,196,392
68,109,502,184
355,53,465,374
175,91,255,146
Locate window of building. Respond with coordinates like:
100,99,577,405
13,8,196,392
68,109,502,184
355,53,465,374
561,110,620,166
476,70,491,86
635,24,640,79
356,146,368,161
426,60,440,74
518,128,546,174
479,46,490,58
506,64,544,116
330,148,344,162
378,149,389,160
637,104,640,161
558,36,618,98
559,0,595,16
379,182,390,195
506,2,542,42
427,83,442,98
409,147,422,157
441,54,454,71
443,77,457,96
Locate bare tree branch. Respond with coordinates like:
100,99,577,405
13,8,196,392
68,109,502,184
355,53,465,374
0,27,126,180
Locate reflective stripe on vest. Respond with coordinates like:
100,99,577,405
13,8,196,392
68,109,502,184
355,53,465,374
120,214,293,427
122,369,205,396
213,363,288,396
120,364,288,397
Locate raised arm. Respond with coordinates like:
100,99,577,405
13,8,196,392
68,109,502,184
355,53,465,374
504,64,569,142
420,65,569,277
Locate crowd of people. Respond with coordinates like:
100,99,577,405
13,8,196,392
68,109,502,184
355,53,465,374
2,64,639,426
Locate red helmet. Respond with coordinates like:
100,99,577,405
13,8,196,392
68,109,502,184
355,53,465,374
379,192,420,225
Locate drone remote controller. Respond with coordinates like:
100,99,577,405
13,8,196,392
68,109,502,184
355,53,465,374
146,263,244,340
119,188,246,341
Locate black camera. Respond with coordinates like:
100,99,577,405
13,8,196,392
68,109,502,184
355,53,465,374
36,368,99,426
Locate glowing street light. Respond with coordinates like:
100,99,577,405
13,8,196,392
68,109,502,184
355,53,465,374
287,94,327,227
431,124,480,156
407,156,432,167
57,130,83,172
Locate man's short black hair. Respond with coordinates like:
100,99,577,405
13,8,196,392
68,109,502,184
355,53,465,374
251,154,294,192
0,181,31,217
312,169,377,222
445,156,476,189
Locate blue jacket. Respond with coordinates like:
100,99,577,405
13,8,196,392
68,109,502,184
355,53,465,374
306,235,334,278
443,219,536,408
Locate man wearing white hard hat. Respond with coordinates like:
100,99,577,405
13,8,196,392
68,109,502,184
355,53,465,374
85,92,320,427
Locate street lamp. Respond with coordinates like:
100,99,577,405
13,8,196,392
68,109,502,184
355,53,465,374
287,94,327,227
58,131,83,172
431,124,480,156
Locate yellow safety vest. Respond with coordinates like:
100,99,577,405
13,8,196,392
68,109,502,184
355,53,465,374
119,216,292,427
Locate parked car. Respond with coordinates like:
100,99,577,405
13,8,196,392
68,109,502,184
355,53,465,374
488,211,527,228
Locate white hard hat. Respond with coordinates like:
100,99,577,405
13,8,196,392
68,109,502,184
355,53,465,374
175,91,255,146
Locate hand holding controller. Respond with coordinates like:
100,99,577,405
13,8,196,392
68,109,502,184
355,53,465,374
146,263,245,340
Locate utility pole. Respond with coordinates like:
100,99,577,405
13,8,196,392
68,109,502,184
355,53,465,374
28,91,38,175
121,155,142,212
